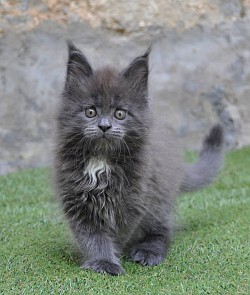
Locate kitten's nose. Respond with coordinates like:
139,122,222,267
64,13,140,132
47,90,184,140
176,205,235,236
98,125,112,132
98,119,112,133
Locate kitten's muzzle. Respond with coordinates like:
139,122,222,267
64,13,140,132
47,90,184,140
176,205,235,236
98,118,112,133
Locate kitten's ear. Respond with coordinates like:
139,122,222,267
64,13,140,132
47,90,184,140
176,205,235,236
121,46,151,90
66,40,93,82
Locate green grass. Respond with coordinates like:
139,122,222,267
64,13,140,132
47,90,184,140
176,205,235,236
0,148,249,294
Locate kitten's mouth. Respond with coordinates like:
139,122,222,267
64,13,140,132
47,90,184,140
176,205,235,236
95,133,111,143
101,133,108,139
87,131,123,144
100,132,121,140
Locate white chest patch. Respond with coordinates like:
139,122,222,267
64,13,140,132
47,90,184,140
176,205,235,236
84,157,110,189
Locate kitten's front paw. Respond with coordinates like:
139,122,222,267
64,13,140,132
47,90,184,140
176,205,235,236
130,248,164,266
83,259,125,275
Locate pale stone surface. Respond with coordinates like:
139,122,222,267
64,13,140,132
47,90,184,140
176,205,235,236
0,1,250,174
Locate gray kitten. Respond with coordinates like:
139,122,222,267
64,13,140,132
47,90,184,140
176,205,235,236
54,42,224,275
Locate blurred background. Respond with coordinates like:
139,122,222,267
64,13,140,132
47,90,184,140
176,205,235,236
1,0,250,174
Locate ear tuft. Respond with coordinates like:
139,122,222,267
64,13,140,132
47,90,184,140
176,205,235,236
121,46,152,90
141,45,152,59
66,40,93,80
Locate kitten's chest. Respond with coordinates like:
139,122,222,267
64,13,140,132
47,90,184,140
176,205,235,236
83,157,111,194
76,157,144,236
81,157,122,226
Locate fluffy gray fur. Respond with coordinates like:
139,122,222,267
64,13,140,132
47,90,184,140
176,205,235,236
53,41,224,275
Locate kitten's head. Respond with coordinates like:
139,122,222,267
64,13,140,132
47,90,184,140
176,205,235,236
60,41,152,155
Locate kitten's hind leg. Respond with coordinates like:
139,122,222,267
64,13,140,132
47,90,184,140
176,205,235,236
129,231,170,266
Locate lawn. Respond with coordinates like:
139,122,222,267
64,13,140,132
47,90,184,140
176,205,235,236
0,148,249,294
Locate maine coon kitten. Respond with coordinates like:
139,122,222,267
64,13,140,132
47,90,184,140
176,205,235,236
54,41,224,275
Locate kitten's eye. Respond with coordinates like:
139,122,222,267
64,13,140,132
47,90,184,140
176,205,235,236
85,108,97,118
114,109,126,120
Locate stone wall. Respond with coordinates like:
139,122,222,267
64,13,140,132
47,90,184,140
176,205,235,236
1,0,250,174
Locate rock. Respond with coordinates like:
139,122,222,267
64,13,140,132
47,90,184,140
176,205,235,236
0,1,250,174
84,0,246,33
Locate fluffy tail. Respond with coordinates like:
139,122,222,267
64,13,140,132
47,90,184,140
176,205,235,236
180,124,224,193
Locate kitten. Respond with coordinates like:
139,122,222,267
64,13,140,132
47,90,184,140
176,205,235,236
54,41,224,275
